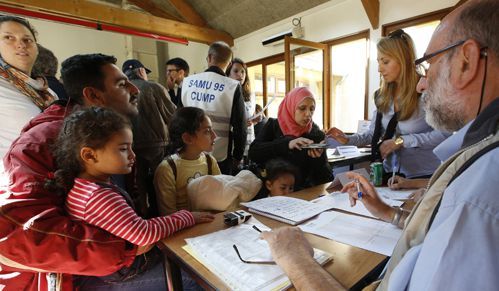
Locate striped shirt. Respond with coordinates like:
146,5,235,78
66,178,195,246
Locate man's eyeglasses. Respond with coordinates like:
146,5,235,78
166,69,179,74
232,225,276,265
415,40,465,78
232,244,276,265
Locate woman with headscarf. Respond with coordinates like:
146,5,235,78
0,16,57,162
249,87,332,189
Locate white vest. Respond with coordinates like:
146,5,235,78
182,72,238,161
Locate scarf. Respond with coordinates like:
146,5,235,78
277,87,314,137
0,57,56,110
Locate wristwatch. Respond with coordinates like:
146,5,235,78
394,136,404,146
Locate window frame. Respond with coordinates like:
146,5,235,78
324,30,370,123
382,7,451,36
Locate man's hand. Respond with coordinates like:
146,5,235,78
166,75,175,90
261,227,314,267
341,172,394,222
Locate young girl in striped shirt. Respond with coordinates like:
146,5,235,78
52,107,214,250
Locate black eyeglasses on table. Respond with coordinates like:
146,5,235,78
232,244,276,265
232,225,276,265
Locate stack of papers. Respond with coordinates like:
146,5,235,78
185,218,332,291
300,212,403,256
241,196,333,225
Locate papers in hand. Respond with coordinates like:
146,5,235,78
241,196,333,225
300,211,402,256
185,217,332,291
248,94,277,121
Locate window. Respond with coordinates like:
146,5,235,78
326,31,369,132
266,61,285,118
383,8,451,58
247,65,263,108
292,48,324,126
247,54,285,118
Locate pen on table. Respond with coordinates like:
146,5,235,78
355,179,362,200
252,225,262,233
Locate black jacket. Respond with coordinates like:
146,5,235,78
249,118,332,189
205,66,247,161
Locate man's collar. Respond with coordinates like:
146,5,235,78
205,66,226,76
462,98,499,148
433,121,472,162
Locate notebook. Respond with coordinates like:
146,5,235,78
184,218,333,291
241,196,334,225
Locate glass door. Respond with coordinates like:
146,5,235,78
285,37,329,128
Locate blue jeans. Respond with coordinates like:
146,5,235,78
74,262,203,291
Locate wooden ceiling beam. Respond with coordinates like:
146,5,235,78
127,0,182,22
361,0,379,29
168,0,207,27
0,0,232,45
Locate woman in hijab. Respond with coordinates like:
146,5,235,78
249,87,332,189
0,16,57,162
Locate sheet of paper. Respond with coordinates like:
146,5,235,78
300,211,403,256
248,95,277,121
241,196,333,224
375,187,414,200
185,217,331,291
311,192,403,219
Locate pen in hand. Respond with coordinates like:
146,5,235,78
355,179,362,200
389,166,397,187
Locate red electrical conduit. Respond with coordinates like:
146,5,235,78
0,4,189,45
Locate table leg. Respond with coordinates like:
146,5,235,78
164,253,183,291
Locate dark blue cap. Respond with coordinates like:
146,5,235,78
122,59,151,74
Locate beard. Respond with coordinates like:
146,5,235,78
423,62,466,132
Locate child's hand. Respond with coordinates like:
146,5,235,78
192,212,215,224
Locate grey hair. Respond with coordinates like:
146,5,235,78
449,0,499,58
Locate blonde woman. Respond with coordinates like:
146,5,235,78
327,29,449,180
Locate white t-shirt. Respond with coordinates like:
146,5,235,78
0,77,41,161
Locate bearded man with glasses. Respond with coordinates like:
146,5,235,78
261,1,499,290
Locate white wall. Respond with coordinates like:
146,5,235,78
25,18,208,84
166,42,209,75
233,0,458,118
29,19,131,76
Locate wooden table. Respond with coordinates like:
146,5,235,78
161,183,388,291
